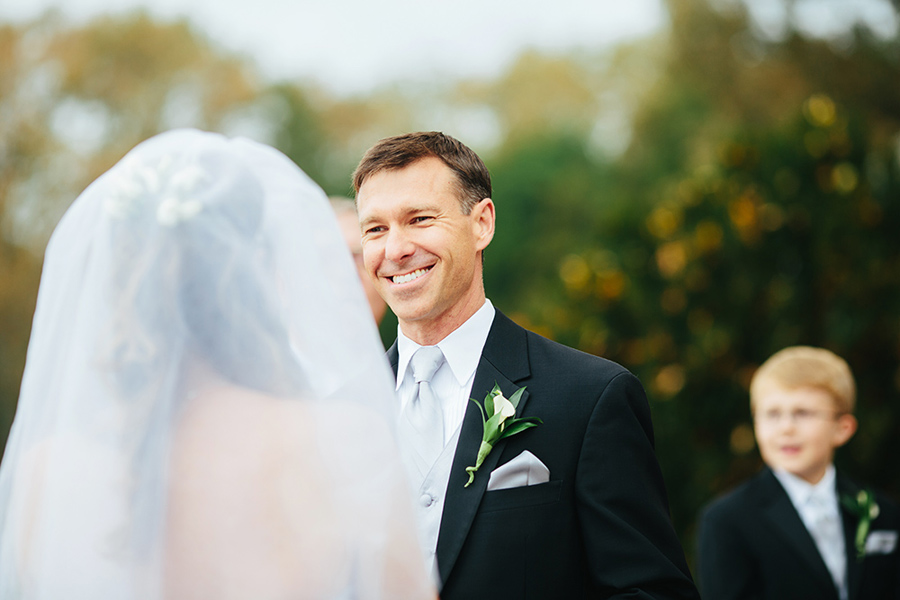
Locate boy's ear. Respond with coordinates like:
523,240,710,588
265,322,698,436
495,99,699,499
834,413,858,447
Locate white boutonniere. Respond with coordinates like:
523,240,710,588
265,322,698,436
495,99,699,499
840,488,880,560
464,383,541,488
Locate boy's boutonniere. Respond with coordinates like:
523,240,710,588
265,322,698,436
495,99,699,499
840,488,880,560
464,383,541,487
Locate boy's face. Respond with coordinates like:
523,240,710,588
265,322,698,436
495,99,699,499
753,382,857,484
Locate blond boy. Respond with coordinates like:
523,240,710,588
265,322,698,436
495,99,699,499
698,346,899,600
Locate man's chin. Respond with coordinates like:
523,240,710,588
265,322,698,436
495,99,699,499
383,288,431,314
392,304,444,331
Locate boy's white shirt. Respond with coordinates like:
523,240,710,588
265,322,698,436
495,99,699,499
773,465,848,600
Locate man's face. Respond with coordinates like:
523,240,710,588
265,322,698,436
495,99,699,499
357,157,494,343
753,383,856,484
335,209,387,325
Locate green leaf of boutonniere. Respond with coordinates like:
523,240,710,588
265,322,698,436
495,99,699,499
840,488,880,560
464,383,542,488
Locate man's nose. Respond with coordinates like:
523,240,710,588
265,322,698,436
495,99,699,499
384,228,415,262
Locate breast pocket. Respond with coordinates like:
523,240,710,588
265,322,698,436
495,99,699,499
479,480,562,513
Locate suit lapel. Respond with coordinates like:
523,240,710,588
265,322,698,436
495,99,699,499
387,341,399,377
759,469,840,600
837,473,863,600
435,311,531,584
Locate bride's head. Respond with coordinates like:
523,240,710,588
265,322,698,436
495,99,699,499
0,129,404,583
97,130,306,399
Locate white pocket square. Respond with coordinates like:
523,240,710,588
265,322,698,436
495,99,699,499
865,530,898,555
486,450,550,491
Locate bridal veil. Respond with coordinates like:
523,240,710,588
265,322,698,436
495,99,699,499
0,129,433,599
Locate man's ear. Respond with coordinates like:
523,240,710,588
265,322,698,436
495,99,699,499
834,413,858,447
471,198,495,252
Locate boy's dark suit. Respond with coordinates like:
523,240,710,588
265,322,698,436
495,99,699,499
390,310,699,599
698,467,900,600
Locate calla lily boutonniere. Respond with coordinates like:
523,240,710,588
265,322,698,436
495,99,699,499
840,488,880,560
464,383,542,487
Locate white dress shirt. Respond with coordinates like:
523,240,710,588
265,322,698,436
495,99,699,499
774,465,848,600
395,299,495,581
396,299,495,444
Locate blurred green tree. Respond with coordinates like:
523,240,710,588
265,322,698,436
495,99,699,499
0,12,265,459
492,0,900,563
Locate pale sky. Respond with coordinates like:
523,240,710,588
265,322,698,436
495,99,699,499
0,0,667,95
1,0,895,95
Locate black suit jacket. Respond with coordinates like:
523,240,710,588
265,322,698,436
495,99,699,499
389,310,699,599
697,467,900,600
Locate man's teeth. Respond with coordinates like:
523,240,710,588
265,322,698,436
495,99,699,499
393,268,429,284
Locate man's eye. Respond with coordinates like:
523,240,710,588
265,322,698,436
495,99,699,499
365,226,384,235
412,216,433,224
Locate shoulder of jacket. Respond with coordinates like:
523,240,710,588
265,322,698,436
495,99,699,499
703,470,770,518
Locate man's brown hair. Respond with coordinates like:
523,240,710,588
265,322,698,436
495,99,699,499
352,131,491,215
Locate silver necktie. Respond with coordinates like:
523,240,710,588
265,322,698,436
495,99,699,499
808,492,847,600
400,346,445,481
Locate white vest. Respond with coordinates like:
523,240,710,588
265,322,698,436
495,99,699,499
405,425,461,583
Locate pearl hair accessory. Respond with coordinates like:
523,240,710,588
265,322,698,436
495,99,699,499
105,154,207,226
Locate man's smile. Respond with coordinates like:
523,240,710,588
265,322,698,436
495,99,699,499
390,266,433,285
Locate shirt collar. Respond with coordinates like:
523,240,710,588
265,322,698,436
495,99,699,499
773,464,837,508
395,299,495,390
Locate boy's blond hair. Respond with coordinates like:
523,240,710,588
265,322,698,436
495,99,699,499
750,346,856,414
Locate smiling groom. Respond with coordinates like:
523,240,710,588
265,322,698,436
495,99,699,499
353,132,700,600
